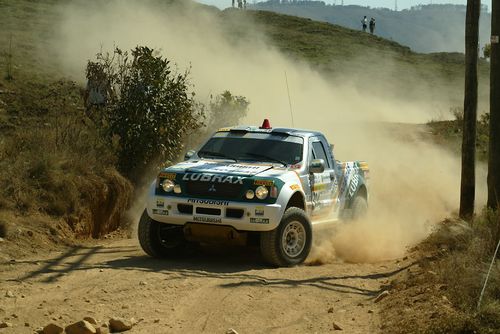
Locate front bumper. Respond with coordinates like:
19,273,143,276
147,195,283,232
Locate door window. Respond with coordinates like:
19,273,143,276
312,141,331,168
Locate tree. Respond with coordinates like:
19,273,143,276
85,47,204,180
206,91,249,132
483,43,491,59
488,1,500,209
460,0,481,220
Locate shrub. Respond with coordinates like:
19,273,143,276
85,46,205,180
483,43,491,59
425,211,500,332
206,90,249,132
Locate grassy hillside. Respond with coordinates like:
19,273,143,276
222,9,489,108
251,2,492,54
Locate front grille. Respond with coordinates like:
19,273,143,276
185,181,242,199
196,207,221,216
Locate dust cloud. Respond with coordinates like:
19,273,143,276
49,0,486,263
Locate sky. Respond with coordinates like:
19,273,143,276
196,0,492,11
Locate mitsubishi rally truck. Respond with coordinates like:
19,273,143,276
138,119,369,267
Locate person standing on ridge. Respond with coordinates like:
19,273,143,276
232,0,235,8
243,0,247,9
361,16,368,32
369,17,376,34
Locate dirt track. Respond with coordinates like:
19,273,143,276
0,237,418,333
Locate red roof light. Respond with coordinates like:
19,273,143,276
260,119,272,129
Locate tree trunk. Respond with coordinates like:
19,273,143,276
488,0,500,209
460,0,481,220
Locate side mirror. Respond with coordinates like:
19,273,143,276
184,150,196,161
309,159,325,174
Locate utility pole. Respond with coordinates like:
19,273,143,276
460,0,481,220
395,0,398,11
488,0,500,209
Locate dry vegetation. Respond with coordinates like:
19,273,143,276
381,214,500,334
0,77,133,257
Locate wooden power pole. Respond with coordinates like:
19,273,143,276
488,0,500,209
460,0,481,220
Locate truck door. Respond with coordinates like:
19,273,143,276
309,137,337,218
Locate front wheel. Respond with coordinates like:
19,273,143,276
260,207,312,267
138,209,189,258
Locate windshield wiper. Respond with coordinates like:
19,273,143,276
242,152,288,166
198,150,238,162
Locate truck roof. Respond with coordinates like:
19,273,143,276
218,125,324,139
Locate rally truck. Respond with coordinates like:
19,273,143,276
138,119,369,266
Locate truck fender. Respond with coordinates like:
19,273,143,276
346,182,368,209
275,183,307,219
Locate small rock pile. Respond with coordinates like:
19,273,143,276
35,317,136,334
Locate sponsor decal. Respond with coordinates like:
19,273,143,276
218,127,231,132
193,216,222,223
312,184,327,191
250,218,270,224
187,162,270,176
158,172,176,180
182,173,244,184
348,173,360,197
290,184,301,191
156,199,165,208
254,179,274,187
152,209,169,216
255,207,265,216
187,199,230,206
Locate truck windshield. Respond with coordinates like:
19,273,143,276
199,136,303,165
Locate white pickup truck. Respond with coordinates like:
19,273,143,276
139,120,369,266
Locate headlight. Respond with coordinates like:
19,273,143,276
245,189,255,199
162,179,175,192
255,186,269,200
174,184,182,194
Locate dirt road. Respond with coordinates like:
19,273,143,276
0,238,415,334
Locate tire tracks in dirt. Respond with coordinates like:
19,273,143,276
0,238,416,333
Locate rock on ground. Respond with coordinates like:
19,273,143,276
83,317,98,325
108,317,134,332
96,327,109,334
0,321,13,328
65,320,96,334
42,323,64,334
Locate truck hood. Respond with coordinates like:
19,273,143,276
165,160,277,177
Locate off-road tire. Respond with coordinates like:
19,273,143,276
260,207,312,267
138,209,188,258
351,196,368,220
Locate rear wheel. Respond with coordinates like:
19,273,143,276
138,209,189,258
260,207,312,267
351,196,368,220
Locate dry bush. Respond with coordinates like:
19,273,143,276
422,212,500,333
0,79,132,238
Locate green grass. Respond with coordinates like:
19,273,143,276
222,9,489,106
